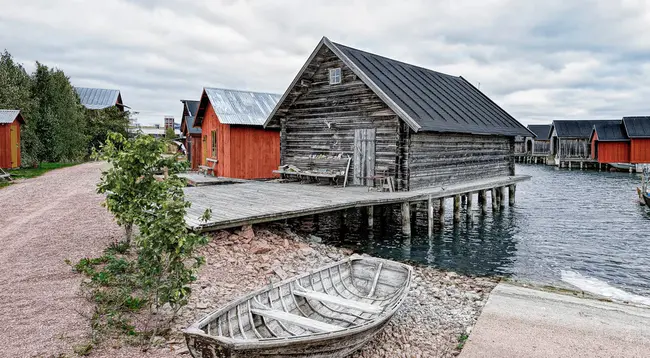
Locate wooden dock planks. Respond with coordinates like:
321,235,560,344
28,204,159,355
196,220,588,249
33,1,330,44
185,175,531,232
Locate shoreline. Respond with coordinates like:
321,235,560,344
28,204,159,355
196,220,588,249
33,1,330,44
92,223,498,357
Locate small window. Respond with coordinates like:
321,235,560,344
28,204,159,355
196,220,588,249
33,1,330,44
211,130,217,159
329,68,342,85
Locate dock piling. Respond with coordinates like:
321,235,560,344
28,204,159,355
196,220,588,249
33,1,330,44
401,202,411,236
439,197,445,220
500,187,507,208
466,192,473,217
509,185,516,206
479,190,487,214
453,195,461,222
491,188,498,211
367,205,374,229
427,196,434,238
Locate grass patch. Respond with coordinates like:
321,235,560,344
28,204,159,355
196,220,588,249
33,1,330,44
9,162,79,180
0,181,12,189
456,333,469,350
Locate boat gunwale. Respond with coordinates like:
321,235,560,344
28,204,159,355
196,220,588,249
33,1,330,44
183,255,412,350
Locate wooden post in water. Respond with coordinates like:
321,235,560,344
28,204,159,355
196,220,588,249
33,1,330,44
439,197,445,220
401,202,411,236
367,206,374,229
479,190,487,214
491,188,498,211
466,192,473,217
453,195,461,222
509,184,516,206
427,196,434,238
580,161,584,170
500,187,507,209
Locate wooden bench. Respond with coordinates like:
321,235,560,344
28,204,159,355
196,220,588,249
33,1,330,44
0,168,11,182
198,158,217,176
274,157,351,186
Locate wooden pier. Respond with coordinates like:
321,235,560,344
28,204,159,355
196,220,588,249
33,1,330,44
185,175,530,234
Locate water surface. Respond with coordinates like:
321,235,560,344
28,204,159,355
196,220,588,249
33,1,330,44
307,165,650,296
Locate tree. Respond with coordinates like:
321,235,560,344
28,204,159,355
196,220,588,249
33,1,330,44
31,62,88,162
0,50,40,166
89,132,209,346
95,132,187,243
85,107,131,154
165,126,176,140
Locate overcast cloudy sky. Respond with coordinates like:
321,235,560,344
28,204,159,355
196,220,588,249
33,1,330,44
1,0,649,125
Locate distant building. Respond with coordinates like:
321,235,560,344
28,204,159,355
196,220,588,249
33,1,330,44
75,87,125,111
527,124,552,156
590,121,630,164
0,110,25,168
180,99,201,169
194,87,281,179
549,120,619,166
623,116,650,164
164,116,175,129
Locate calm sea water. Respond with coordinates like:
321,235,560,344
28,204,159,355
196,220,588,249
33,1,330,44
302,165,650,297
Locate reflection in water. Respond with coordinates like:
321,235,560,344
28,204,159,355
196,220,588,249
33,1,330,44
290,165,650,297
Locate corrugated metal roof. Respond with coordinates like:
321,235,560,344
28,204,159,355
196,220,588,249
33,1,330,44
75,87,121,110
199,88,281,126
527,125,552,140
552,120,619,138
623,116,650,138
317,39,529,136
592,121,628,141
0,109,22,124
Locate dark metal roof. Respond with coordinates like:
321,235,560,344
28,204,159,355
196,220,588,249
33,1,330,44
623,117,650,138
75,87,121,110
552,120,619,138
182,100,199,117
527,125,552,140
0,109,23,124
184,116,201,135
592,121,629,141
331,41,530,136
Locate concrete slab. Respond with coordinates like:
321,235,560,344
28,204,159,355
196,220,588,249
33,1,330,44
460,283,650,358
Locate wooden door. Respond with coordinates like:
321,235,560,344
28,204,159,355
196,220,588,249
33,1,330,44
353,128,376,186
10,125,18,168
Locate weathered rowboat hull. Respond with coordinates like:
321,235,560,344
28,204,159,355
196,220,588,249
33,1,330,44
184,256,412,358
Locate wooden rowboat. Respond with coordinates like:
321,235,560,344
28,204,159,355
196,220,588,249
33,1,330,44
641,192,650,208
184,256,412,358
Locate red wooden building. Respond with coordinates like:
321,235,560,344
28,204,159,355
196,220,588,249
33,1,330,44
0,110,25,169
623,116,650,164
180,100,202,170
193,88,281,179
590,121,630,163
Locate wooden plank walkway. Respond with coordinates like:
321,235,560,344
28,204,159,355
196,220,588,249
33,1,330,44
185,175,531,231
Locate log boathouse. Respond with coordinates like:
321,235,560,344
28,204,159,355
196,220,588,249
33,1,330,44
264,37,532,191
184,38,533,236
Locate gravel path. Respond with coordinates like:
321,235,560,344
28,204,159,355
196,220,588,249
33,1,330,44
0,162,123,357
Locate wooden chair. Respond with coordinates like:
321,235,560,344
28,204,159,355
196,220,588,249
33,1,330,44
198,158,217,176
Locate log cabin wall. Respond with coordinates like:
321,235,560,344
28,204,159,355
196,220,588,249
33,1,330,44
280,46,404,188
533,140,551,155
408,132,513,190
558,138,591,159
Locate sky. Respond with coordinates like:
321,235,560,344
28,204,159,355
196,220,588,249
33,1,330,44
1,0,649,126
